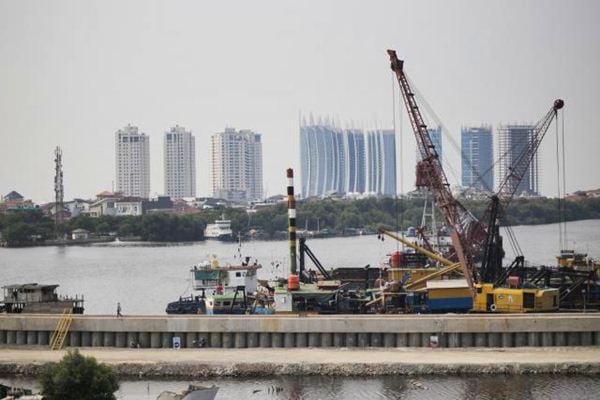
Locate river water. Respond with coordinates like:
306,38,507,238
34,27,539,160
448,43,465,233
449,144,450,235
1,219,599,315
2,374,600,399
1,220,600,399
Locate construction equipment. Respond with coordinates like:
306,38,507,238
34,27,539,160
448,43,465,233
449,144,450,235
479,100,564,283
387,50,559,312
49,308,73,350
388,49,482,292
472,284,558,313
299,237,332,282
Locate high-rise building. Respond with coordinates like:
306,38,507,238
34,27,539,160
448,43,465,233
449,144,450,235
115,124,150,198
345,129,366,194
461,126,494,191
299,117,345,197
211,127,263,203
497,124,538,195
300,116,396,197
417,126,442,163
164,125,196,199
367,129,396,196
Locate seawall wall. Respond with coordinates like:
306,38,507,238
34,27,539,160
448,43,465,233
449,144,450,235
1,313,599,349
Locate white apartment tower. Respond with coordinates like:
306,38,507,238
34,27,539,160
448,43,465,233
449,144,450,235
115,124,150,198
211,128,263,203
164,125,196,199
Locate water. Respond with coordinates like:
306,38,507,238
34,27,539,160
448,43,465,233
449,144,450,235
0,219,598,315
1,220,599,398
3,375,600,399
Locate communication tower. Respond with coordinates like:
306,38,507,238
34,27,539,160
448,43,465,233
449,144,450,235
54,146,64,233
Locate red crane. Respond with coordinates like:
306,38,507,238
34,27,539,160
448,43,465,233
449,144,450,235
388,49,564,289
387,50,482,291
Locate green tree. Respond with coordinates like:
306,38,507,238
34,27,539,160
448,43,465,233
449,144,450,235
3,221,30,244
39,349,119,400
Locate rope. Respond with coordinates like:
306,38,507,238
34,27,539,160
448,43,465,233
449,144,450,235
555,108,563,250
561,109,568,248
406,75,463,187
392,72,400,252
504,225,523,257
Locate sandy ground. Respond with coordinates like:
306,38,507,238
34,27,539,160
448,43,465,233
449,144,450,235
1,346,599,366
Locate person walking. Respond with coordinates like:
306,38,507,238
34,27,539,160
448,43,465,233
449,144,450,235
116,302,122,318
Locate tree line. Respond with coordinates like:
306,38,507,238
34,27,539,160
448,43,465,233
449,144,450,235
1,196,600,246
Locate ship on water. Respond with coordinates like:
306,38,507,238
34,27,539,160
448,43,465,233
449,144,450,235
165,256,269,315
203,218,233,241
0,283,84,314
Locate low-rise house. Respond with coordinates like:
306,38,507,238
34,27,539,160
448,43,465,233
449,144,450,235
172,199,200,215
142,196,173,214
194,197,229,209
40,202,71,220
0,191,37,214
64,199,91,218
88,191,122,217
88,198,117,217
566,188,600,201
115,197,143,216
3,191,24,202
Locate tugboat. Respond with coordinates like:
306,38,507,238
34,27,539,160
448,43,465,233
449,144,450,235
165,256,265,315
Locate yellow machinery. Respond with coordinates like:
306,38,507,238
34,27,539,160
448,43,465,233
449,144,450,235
380,229,559,313
379,229,463,289
388,267,439,286
472,283,559,313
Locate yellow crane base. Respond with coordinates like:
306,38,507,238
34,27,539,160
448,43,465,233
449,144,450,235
472,283,559,313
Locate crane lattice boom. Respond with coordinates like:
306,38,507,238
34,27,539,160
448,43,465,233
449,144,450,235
496,99,564,204
387,49,480,291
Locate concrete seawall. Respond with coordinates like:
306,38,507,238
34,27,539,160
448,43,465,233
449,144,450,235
1,313,599,349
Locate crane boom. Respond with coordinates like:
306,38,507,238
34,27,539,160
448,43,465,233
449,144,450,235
387,49,480,292
496,99,564,204
479,99,563,283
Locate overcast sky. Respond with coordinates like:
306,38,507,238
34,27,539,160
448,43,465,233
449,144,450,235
1,0,598,202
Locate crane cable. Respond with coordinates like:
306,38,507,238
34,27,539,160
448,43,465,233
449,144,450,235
554,108,568,251
556,109,568,247
391,72,400,252
406,75,464,188
555,108,564,251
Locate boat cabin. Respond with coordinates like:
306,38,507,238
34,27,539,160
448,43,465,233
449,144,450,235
1,283,84,314
191,259,260,296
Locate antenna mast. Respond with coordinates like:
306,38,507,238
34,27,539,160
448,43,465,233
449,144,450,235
54,146,64,236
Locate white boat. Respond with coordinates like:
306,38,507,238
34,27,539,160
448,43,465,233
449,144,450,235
166,257,262,315
191,257,260,296
204,219,233,241
157,384,219,400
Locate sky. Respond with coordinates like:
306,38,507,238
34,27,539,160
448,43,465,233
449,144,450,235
0,0,599,203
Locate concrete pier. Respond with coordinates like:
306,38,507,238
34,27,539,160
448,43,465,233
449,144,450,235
0,313,599,349
91,332,103,347
247,332,258,348
502,332,513,347
69,331,80,347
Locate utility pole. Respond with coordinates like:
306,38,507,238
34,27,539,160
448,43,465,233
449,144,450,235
54,146,64,237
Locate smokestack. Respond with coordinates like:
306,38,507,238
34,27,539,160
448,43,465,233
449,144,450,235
287,168,297,275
